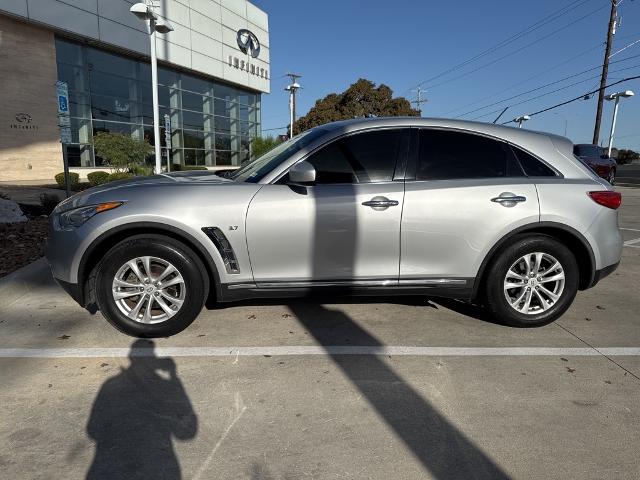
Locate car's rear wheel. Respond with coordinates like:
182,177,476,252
484,234,579,327
608,169,616,185
95,235,206,337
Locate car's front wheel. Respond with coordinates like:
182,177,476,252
484,234,579,327
95,235,207,337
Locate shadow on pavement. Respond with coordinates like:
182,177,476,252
286,179,510,479
289,303,510,479
85,340,198,480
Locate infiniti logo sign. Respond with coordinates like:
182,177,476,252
228,28,268,79
15,113,32,124
236,29,260,58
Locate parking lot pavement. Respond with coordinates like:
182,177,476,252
1,188,639,480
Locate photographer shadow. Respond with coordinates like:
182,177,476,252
85,340,197,480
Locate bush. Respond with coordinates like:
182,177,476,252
39,193,60,215
251,136,282,160
87,171,110,186
616,149,640,165
172,164,208,171
108,172,134,182
93,132,152,173
54,172,80,188
130,164,154,176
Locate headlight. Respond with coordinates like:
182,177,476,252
57,202,123,229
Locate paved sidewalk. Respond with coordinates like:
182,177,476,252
0,188,638,479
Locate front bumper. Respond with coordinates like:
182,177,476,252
54,277,85,306
44,215,85,285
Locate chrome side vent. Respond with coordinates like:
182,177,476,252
202,227,240,274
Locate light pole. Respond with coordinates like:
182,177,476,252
553,111,568,137
605,90,634,157
285,73,301,139
513,115,530,128
130,3,173,174
285,81,301,139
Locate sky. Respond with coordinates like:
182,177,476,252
250,0,640,150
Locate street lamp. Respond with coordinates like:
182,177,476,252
285,82,301,139
513,115,530,128
130,3,174,174
605,90,634,157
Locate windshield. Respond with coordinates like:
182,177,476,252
231,127,331,183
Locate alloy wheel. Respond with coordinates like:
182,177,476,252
503,252,565,315
111,256,186,324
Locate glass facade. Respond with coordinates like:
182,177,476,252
55,37,261,168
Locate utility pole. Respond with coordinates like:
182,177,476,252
592,0,618,145
411,88,428,116
285,73,302,139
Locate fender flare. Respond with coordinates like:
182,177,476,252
471,221,596,299
78,221,222,306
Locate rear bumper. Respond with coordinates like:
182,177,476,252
587,261,619,289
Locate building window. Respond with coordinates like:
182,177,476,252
54,37,261,168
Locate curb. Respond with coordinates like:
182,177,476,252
0,258,51,310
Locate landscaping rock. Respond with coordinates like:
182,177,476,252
0,198,28,224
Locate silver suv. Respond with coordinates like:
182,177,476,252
46,118,623,337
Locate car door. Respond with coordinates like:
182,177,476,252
400,128,540,284
245,128,409,285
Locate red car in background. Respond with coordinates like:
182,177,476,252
573,144,617,184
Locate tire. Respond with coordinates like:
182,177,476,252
608,169,615,185
484,234,579,327
95,234,207,337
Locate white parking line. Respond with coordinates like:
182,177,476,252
621,228,640,232
624,238,640,247
0,346,639,358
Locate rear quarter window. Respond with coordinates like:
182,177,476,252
512,147,557,177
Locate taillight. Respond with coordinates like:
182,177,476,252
588,191,622,209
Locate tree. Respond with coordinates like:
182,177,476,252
250,136,282,160
93,132,152,173
616,148,639,165
293,79,420,134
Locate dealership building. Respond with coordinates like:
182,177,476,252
0,0,270,182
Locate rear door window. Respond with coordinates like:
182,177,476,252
416,129,523,180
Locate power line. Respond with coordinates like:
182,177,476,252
470,62,640,121
610,38,640,58
419,3,609,92
441,41,606,116
500,74,640,125
457,53,640,119
404,0,596,94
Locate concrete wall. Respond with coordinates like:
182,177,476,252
0,0,270,94
0,16,62,182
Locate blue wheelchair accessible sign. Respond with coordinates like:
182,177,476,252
58,95,68,113
56,81,69,115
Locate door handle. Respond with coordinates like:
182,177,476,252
362,197,399,208
491,192,526,207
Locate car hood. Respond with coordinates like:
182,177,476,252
56,171,238,212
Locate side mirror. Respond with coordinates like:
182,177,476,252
289,160,316,184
